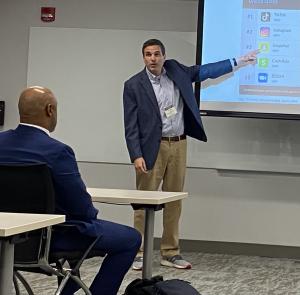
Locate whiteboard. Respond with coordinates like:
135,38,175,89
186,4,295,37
28,27,300,173
28,27,196,164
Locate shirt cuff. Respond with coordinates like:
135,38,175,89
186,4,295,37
232,57,238,67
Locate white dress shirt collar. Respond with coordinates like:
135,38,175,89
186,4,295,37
146,67,166,83
20,123,50,136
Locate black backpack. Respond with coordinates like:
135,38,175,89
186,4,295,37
123,275,201,295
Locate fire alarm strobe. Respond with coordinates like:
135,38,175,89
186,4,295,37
41,7,56,22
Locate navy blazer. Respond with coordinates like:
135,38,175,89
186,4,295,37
0,125,102,238
123,59,232,170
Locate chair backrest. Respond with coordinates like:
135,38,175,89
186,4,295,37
0,163,56,264
0,163,55,214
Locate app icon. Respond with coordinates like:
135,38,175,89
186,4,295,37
260,27,270,37
261,12,271,22
259,42,270,53
258,58,269,68
258,73,268,83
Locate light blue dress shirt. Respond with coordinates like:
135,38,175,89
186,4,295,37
146,67,184,137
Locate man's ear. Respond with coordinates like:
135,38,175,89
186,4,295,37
46,104,53,117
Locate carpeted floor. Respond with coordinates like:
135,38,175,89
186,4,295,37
15,251,300,294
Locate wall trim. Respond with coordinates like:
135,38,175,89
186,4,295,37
154,238,300,259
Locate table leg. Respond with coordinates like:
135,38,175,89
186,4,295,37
0,239,14,295
142,208,155,279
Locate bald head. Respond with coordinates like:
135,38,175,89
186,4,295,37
18,86,57,132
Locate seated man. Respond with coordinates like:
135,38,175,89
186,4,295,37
0,86,141,295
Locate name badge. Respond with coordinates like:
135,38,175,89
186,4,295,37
164,106,177,118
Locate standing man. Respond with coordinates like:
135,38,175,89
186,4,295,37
123,39,258,270
0,86,141,295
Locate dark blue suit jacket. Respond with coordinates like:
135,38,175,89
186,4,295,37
123,59,232,170
0,125,102,238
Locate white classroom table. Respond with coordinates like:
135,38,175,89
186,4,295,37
0,212,65,295
87,188,188,279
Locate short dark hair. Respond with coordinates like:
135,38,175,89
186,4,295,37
142,39,165,56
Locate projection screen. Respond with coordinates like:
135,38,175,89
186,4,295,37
197,0,300,119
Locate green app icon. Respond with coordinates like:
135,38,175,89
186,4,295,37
258,58,269,68
259,42,270,53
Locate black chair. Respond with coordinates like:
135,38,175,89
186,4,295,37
0,163,105,295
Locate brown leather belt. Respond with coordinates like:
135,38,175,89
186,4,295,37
161,134,186,142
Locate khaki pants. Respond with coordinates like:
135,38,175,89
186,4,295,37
134,139,187,257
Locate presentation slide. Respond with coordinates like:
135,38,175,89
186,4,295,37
198,0,300,118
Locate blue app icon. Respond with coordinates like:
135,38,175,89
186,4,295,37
258,73,268,83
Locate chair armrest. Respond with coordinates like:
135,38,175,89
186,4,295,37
50,225,105,273
10,233,29,245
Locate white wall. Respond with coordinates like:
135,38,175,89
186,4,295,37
1,0,300,248
27,27,196,163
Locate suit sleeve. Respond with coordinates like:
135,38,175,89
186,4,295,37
175,59,232,83
51,145,99,221
123,81,143,162
198,59,233,81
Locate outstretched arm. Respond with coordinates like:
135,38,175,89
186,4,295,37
235,49,260,67
196,49,260,82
